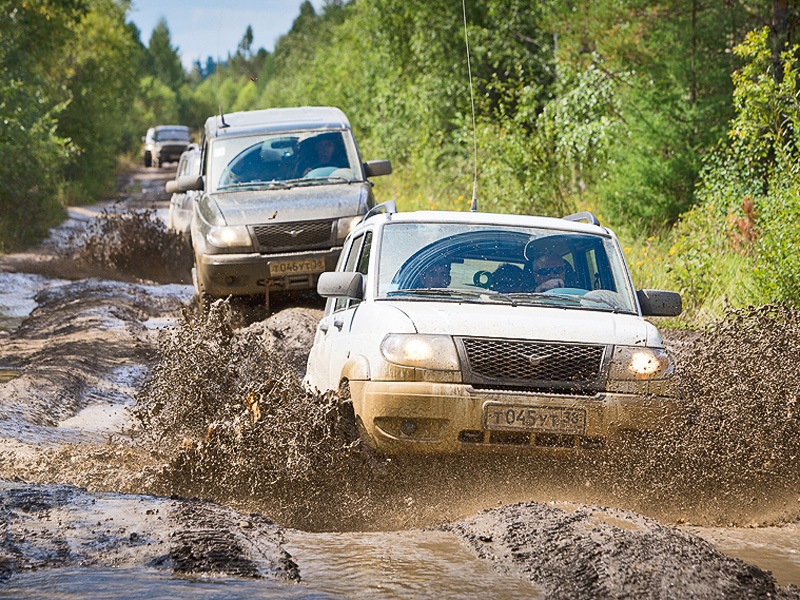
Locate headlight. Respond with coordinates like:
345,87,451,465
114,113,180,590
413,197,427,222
380,334,460,371
206,225,252,249
336,216,362,243
608,346,673,381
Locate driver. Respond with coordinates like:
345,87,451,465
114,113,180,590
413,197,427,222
299,133,345,176
531,253,567,292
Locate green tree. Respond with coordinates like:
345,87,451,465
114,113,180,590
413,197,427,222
549,0,774,231
147,17,184,92
58,0,142,198
0,0,88,250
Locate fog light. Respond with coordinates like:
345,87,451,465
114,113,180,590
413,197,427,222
400,420,417,436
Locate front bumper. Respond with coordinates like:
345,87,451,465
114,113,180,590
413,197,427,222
155,145,188,162
349,380,676,455
195,247,342,297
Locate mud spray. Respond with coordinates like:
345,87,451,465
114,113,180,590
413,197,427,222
67,208,193,284
132,301,799,531
609,304,800,525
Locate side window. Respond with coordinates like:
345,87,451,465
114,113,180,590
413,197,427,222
585,248,616,291
333,234,365,313
356,231,372,275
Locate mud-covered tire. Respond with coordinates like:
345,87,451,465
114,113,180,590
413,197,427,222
192,265,214,314
337,380,364,446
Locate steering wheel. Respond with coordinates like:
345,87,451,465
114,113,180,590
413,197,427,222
472,271,492,288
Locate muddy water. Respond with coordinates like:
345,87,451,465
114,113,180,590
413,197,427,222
0,168,798,599
0,569,325,600
285,530,544,599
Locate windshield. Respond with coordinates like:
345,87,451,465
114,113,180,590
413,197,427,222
208,129,362,192
377,222,637,313
154,128,190,142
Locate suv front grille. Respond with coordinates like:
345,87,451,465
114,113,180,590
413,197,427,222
252,219,335,251
458,337,608,392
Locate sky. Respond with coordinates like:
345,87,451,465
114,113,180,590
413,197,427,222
128,1,325,69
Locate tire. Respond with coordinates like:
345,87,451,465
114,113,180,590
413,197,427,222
337,380,363,445
192,265,214,314
144,153,152,167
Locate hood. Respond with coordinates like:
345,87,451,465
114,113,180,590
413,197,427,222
379,300,661,347
211,183,370,226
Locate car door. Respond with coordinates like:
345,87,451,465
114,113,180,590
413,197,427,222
309,230,372,390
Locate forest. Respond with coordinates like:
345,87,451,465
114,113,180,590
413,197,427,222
2,0,800,324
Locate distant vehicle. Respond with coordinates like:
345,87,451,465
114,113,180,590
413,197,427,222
166,144,201,236
143,125,191,168
303,206,682,455
168,106,392,312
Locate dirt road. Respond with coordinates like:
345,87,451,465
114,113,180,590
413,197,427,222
0,167,797,599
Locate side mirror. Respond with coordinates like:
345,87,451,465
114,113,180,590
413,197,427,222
637,289,682,317
170,175,204,192
364,160,392,178
317,272,364,300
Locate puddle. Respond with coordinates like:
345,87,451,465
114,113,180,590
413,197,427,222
0,272,65,334
285,529,544,599
687,524,800,587
0,568,336,600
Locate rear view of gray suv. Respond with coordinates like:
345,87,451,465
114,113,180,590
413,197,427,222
169,106,391,311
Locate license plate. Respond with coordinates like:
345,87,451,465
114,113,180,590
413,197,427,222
269,257,326,276
484,404,586,435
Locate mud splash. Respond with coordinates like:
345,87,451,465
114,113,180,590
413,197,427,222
602,304,800,525
133,300,384,530
133,302,800,532
67,208,193,284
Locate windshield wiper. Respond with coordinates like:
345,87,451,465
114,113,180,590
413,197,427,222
577,294,623,312
218,180,290,190
507,291,623,312
386,288,518,305
283,176,350,186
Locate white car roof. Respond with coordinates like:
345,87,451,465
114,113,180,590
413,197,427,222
362,210,613,237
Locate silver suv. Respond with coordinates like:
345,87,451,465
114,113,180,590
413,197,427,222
143,125,191,168
169,106,392,311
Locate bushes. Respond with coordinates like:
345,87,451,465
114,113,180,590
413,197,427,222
0,0,144,250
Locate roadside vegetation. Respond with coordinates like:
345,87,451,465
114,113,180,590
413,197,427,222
2,0,800,326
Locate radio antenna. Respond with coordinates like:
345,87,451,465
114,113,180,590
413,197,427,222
462,0,478,212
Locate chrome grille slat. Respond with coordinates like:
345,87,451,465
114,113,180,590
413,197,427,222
252,219,335,251
458,337,608,389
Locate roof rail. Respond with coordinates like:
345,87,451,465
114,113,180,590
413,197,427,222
361,199,397,223
563,211,600,226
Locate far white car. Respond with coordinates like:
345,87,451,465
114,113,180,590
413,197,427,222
303,206,682,455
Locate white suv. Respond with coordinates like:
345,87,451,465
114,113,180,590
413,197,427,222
303,206,682,455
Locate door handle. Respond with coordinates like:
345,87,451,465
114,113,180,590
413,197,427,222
334,319,344,331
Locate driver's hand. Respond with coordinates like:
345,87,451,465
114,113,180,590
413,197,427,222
535,278,564,292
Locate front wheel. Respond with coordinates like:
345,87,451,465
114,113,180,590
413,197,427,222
192,265,214,314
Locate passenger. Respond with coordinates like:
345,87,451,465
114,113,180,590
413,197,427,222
530,253,567,293
418,261,451,288
491,263,526,293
